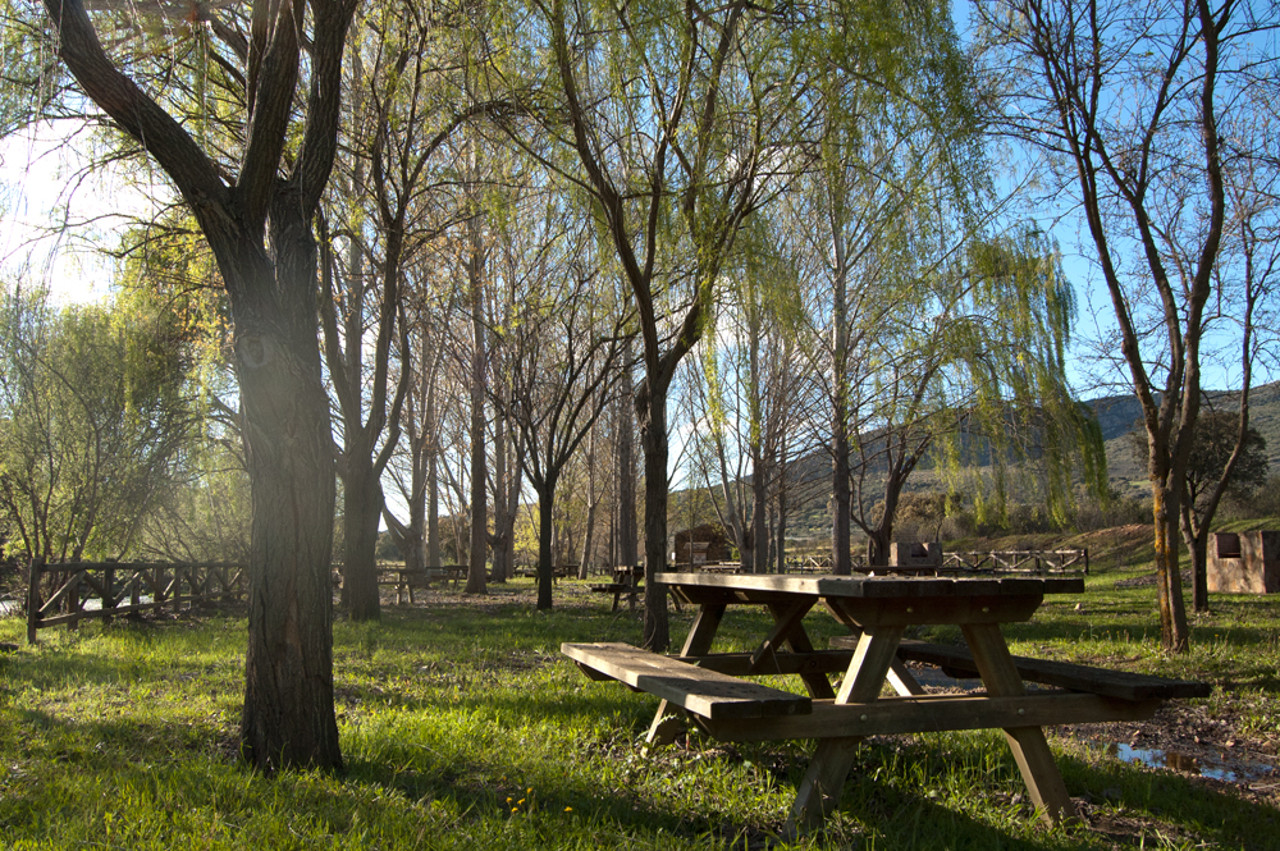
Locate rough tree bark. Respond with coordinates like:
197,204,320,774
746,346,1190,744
40,0,355,768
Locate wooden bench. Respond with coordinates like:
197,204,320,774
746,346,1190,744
389,568,430,604
562,642,811,721
517,566,571,582
830,636,1211,701
589,567,642,611
384,564,468,604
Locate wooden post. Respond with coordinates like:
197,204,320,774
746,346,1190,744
67,566,80,633
103,559,117,624
26,556,43,644
961,622,1078,826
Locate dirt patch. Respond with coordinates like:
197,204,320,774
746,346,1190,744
908,660,1280,810
1056,700,1280,807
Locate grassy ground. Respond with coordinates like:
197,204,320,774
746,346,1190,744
1,541,1278,850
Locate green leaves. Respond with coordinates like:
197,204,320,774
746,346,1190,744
0,282,198,561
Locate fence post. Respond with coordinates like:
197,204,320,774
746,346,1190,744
66,565,80,633
103,559,116,624
26,556,43,644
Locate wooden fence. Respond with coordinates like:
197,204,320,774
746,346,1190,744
942,549,1089,575
781,549,1088,576
25,558,247,643
21,560,486,642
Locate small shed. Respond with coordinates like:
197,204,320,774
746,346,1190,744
672,523,733,565
890,541,943,569
1208,531,1280,594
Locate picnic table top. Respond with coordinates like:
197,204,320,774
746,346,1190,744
654,570,1084,599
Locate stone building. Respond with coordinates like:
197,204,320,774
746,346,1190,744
889,541,943,569
1208,531,1280,594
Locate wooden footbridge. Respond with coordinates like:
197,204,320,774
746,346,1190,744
24,557,248,643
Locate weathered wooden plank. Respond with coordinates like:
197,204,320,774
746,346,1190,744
826,594,1045,627
563,642,810,721
703,692,1162,741
891,640,1211,701
657,572,1084,600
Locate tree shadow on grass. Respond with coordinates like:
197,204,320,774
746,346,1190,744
10,695,1275,849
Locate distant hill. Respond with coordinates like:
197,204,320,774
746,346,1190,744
690,380,1280,541
1089,380,1280,496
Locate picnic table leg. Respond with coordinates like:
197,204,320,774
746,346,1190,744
789,627,904,833
758,602,836,700
961,623,1078,827
646,602,726,745
826,600,923,697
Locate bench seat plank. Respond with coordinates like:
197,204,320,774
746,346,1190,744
891,639,1211,701
563,642,811,721
703,691,1163,742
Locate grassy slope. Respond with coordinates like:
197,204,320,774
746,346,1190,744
1,545,1277,850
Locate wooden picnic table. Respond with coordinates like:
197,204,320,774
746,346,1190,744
589,566,643,611
563,571,1208,835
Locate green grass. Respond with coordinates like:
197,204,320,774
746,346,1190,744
1,560,1278,850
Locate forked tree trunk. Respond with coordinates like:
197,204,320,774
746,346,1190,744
39,0,353,771
1152,484,1190,651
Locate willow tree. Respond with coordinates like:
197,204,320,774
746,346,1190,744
509,0,841,649
764,0,994,575
0,285,196,561
36,0,354,767
688,218,809,575
975,0,1280,651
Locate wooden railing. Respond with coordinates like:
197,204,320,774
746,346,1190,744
21,559,493,641
942,549,1089,575
781,549,1088,576
25,558,247,643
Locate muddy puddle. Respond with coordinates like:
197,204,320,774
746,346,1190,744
1105,742,1279,785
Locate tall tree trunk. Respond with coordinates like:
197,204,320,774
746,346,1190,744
617,367,638,570
830,218,852,576
536,476,558,610
404,427,427,574
579,427,599,579
341,461,382,620
831,414,852,575
427,408,441,569
1152,481,1190,651
490,414,509,583
466,197,488,595
751,458,769,574
639,390,669,651
775,445,788,573
234,243,341,771
501,460,520,579
39,0,354,772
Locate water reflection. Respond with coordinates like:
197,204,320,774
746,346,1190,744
1106,742,1277,784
